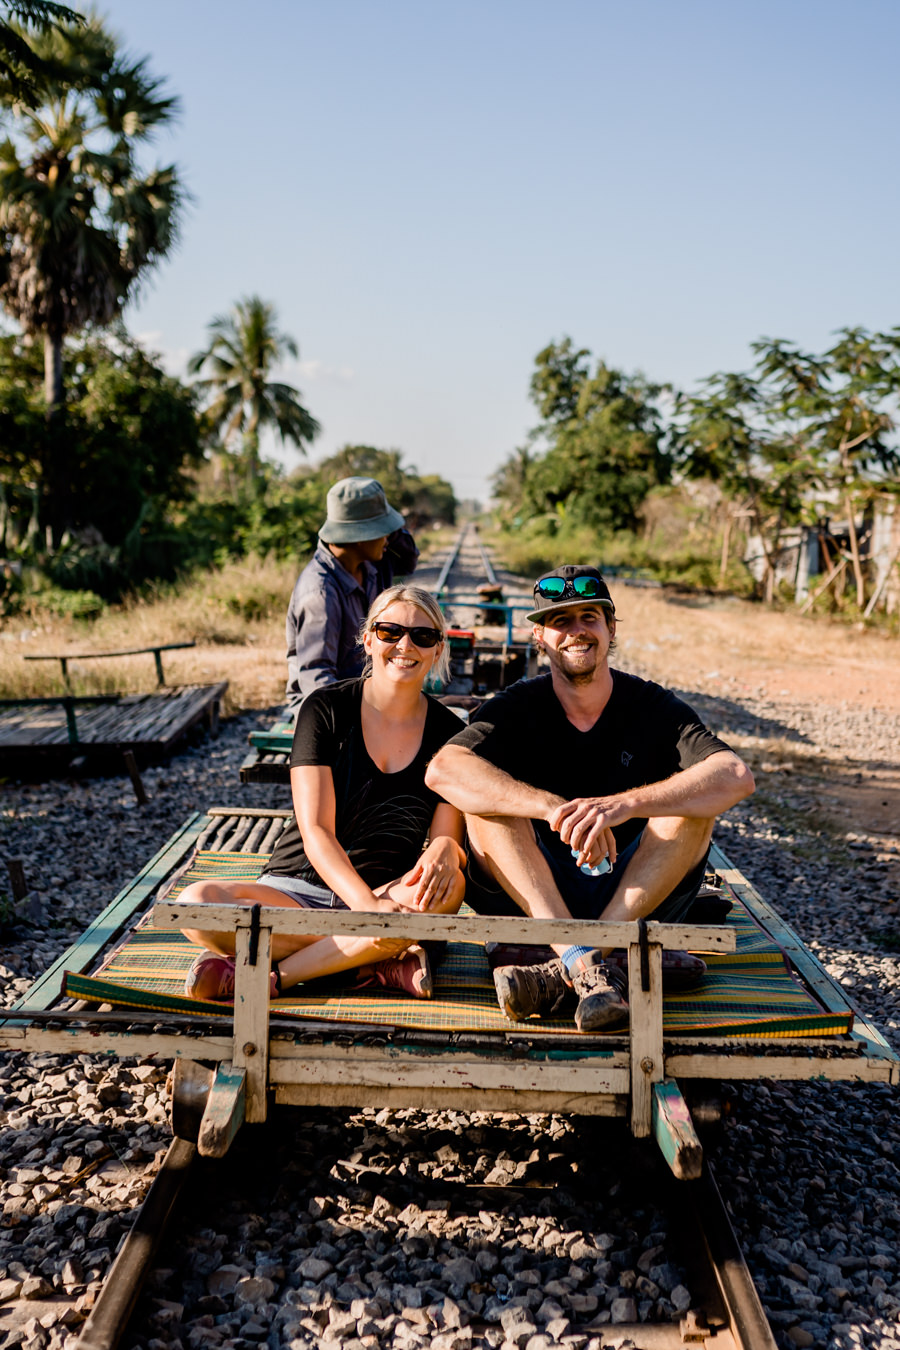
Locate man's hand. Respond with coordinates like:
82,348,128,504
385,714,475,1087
549,796,632,868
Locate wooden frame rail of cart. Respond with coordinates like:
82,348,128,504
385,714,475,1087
0,809,895,1184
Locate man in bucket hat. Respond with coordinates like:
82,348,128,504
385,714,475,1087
285,477,417,707
426,563,755,1033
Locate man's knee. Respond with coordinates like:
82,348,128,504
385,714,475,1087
642,815,714,854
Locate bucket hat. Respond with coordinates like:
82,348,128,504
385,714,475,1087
526,564,617,623
318,477,405,545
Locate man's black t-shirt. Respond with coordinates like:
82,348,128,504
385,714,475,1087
265,678,463,889
449,670,732,860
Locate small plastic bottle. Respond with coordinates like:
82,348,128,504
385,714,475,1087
571,848,612,877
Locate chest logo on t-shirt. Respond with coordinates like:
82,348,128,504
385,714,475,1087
621,751,633,766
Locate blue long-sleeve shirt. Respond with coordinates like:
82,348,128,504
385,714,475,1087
285,543,381,707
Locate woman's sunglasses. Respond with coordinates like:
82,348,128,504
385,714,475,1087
372,621,443,649
535,575,610,602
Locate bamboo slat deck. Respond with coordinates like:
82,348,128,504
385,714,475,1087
1,808,895,1169
0,681,227,765
239,716,294,784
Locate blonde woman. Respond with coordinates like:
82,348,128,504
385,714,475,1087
183,586,466,1001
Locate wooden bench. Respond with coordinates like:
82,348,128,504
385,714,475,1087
24,640,196,688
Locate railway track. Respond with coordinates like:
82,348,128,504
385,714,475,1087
71,1101,777,1350
56,806,777,1350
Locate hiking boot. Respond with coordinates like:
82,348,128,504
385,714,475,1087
185,952,280,1002
570,952,629,1032
604,948,707,992
358,945,433,999
493,957,574,1021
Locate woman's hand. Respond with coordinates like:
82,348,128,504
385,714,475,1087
401,836,462,912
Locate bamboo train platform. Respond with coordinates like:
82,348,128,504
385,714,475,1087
0,807,895,1180
0,682,228,770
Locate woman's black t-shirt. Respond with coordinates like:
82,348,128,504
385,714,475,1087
264,678,463,889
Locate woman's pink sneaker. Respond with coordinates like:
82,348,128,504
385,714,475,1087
356,945,433,999
185,952,280,1002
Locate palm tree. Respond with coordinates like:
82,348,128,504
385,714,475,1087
189,296,320,489
0,14,183,417
0,1,83,102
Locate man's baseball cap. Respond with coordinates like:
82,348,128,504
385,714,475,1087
318,477,405,545
526,564,617,624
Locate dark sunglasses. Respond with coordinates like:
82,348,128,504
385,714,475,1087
372,621,443,649
535,575,611,602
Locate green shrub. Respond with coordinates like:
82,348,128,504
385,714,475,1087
26,584,106,619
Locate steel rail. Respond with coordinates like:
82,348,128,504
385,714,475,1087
691,1159,779,1350
433,522,469,595
471,524,498,585
75,1137,196,1350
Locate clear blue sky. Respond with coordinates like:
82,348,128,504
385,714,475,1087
99,0,900,504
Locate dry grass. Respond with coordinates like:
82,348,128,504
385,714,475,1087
1,557,296,712
4,549,900,718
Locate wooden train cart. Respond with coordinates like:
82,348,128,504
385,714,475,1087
1,808,896,1183
0,642,226,771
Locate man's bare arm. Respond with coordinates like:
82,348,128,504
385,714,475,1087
425,744,565,822
552,750,755,858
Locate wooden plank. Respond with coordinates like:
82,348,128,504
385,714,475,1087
154,903,737,951
0,813,208,1022
274,1084,627,1115
652,1079,703,1180
248,730,293,752
197,1063,246,1158
665,1049,898,1083
628,938,664,1137
2,1024,893,1088
232,925,271,1123
0,1029,235,1058
271,1052,629,1095
710,841,896,1058
208,806,293,819
24,640,195,663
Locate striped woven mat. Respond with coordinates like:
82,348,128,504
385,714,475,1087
64,850,852,1038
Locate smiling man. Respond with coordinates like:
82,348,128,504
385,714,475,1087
425,564,755,1032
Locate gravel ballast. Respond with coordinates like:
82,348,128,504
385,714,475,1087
1,675,899,1350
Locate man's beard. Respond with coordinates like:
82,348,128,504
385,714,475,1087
552,643,598,685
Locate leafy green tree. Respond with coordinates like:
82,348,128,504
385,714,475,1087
189,295,320,491
0,15,183,419
314,444,456,528
494,339,672,534
676,329,900,606
0,328,201,591
754,329,900,606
